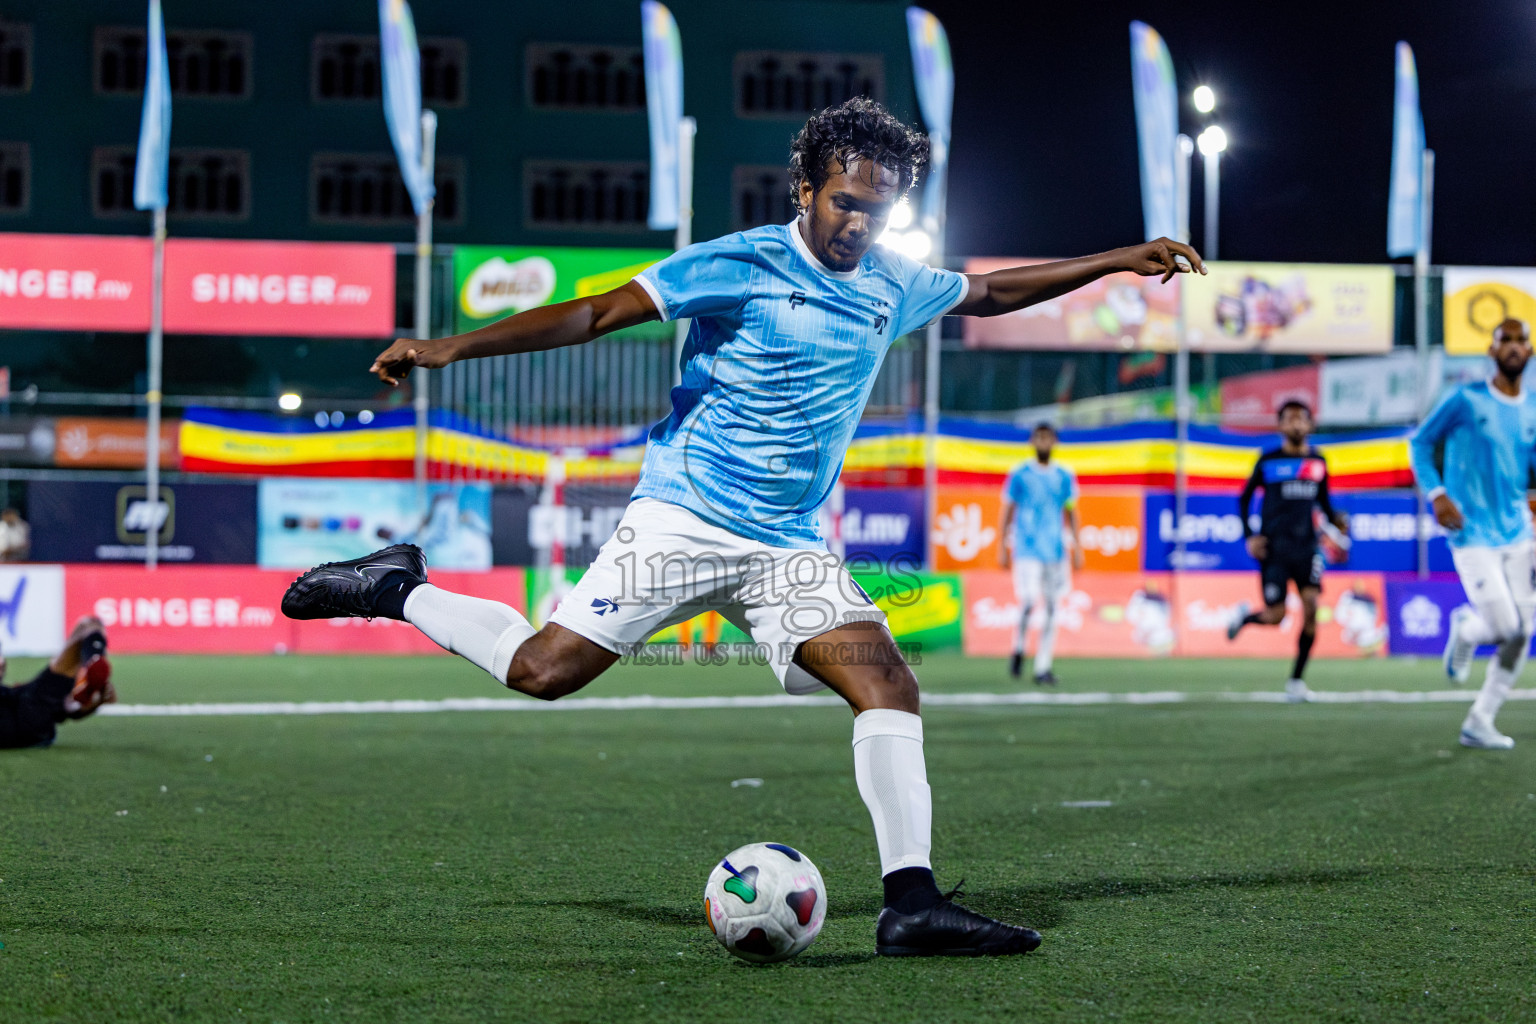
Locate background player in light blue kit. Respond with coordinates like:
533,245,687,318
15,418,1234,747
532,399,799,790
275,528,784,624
1410,318,1536,749
998,422,1081,684
285,98,1205,956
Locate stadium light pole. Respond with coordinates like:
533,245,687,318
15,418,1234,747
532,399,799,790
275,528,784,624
1197,125,1226,260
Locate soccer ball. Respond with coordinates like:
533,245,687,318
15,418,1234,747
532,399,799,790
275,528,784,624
703,842,826,963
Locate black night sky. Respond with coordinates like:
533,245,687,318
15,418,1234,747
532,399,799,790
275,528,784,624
919,0,1536,267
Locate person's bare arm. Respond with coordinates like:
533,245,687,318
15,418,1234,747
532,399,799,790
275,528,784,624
951,238,1206,319
1066,504,1084,571
370,280,661,386
998,499,1015,568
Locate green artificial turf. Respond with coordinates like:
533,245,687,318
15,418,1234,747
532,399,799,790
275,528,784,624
2,653,1533,1023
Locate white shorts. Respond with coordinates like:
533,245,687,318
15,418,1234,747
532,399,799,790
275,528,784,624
548,498,888,694
1451,539,1536,642
1012,557,1070,607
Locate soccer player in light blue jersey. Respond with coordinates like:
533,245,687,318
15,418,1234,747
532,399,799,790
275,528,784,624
285,98,1205,956
1411,318,1536,750
998,423,1081,685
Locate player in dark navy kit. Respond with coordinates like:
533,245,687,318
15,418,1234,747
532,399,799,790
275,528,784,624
1227,401,1350,701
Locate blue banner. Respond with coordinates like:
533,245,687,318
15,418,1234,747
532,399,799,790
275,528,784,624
641,1,683,231
1129,22,1178,243
132,0,172,211
1385,578,1536,658
379,0,434,216
906,8,953,231
1387,42,1424,258
842,487,925,568
1144,490,1451,573
258,479,491,570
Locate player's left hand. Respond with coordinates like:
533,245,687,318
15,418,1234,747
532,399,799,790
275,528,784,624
1334,512,1351,535
1117,238,1208,283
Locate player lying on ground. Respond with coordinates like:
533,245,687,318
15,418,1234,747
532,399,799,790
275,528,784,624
284,97,1205,957
0,616,113,750
1411,318,1536,750
1227,401,1349,702
998,422,1082,685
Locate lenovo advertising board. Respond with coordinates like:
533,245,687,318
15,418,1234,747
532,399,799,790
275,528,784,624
26,480,256,563
1143,491,1450,573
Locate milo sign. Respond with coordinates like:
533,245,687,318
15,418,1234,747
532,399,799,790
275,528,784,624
452,246,671,338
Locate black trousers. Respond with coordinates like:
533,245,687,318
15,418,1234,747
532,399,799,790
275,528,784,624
0,668,74,750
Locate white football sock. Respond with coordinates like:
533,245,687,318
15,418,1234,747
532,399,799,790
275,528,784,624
403,584,536,685
852,708,933,876
1035,601,1059,674
1469,635,1527,726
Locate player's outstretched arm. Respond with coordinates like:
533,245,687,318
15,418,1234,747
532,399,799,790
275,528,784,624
369,281,660,386
951,238,1206,318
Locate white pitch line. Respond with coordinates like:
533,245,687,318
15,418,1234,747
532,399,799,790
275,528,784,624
97,688,1536,717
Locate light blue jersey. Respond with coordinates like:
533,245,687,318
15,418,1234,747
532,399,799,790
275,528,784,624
1003,460,1078,562
1410,381,1536,549
631,220,967,547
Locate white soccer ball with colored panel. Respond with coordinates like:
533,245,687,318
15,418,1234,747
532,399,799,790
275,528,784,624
703,842,827,963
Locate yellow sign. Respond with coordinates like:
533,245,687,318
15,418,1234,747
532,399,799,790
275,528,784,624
1183,262,1394,354
1442,267,1536,355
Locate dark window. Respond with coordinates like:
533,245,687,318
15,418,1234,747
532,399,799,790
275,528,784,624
92,146,250,219
733,51,883,118
732,164,797,231
525,44,644,111
0,21,32,93
0,142,29,214
310,152,464,225
95,27,252,98
524,160,649,231
312,34,466,106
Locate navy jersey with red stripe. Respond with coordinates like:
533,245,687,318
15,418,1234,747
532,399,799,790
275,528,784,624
1238,448,1335,548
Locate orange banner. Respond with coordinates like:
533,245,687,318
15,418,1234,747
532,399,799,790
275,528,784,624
1075,489,1144,571
930,484,1003,571
963,570,1387,660
54,417,180,468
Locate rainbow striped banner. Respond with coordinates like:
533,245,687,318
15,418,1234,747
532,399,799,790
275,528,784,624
180,409,1412,491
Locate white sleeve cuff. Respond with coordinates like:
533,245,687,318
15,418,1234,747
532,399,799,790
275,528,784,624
1425,486,1447,502
632,274,671,322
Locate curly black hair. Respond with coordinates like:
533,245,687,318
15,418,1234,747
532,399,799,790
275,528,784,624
788,97,929,211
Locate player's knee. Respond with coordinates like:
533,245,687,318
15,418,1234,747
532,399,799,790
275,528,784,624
506,655,583,701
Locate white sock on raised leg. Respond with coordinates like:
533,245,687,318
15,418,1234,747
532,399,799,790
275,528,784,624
403,584,536,685
852,709,933,875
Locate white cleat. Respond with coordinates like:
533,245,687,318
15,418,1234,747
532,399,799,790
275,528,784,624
1459,716,1515,750
1442,606,1475,685
1284,678,1314,703
1227,602,1250,642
